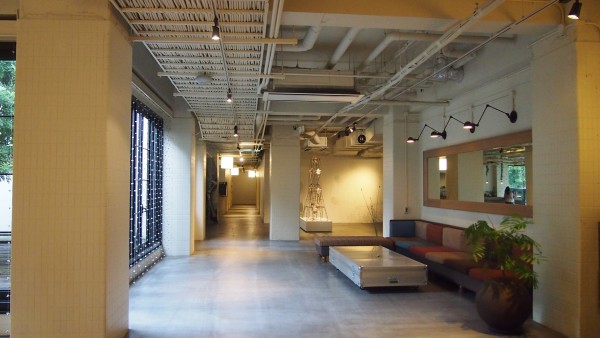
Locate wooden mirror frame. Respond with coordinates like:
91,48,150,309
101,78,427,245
423,130,533,217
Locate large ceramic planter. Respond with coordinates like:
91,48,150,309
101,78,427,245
475,278,532,333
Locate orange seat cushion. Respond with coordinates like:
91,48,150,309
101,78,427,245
468,267,512,281
409,246,459,257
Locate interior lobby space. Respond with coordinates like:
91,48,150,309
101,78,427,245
1,0,600,337
129,205,564,338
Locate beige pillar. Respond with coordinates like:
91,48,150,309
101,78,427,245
531,21,600,337
12,1,131,337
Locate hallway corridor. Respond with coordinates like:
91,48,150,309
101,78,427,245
128,206,564,338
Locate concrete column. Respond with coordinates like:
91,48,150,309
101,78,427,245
382,110,410,237
11,2,131,337
270,126,300,240
261,149,271,224
163,118,195,255
194,141,207,241
531,23,600,338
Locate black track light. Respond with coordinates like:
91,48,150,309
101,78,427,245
462,104,518,133
568,0,582,20
349,122,357,133
212,17,221,40
233,125,238,137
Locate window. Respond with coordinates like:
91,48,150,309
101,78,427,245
0,43,15,315
129,98,163,267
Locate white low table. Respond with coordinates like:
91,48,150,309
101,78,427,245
329,246,428,288
300,217,332,232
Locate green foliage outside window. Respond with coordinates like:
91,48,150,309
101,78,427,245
508,165,526,189
0,61,15,180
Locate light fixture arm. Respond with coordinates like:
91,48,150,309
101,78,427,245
407,124,443,143
476,104,518,126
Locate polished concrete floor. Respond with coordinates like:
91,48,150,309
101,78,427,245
128,205,565,338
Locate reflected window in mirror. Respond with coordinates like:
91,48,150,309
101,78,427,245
423,130,532,217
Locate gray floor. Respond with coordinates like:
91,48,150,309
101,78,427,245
128,205,565,338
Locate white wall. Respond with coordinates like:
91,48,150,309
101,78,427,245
232,172,257,205
300,152,383,223
163,118,195,255
413,27,600,337
417,40,534,227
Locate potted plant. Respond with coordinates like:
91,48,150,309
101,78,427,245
464,215,543,333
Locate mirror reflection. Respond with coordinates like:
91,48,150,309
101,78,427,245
428,144,532,205
423,130,532,217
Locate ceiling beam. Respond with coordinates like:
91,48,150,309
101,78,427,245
158,72,285,79
131,36,297,44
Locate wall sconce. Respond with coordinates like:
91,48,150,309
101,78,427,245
248,170,256,178
407,124,444,143
231,167,239,176
220,156,233,169
463,104,517,133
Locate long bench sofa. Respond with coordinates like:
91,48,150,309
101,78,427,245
315,219,508,292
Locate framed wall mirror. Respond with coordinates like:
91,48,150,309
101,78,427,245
423,130,532,217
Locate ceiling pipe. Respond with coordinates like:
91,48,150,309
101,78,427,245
279,26,323,52
326,27,362,69
314,0,507,135
258,0,285,92
386,0,561,103
357,31,513,71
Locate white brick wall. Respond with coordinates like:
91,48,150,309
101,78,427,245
162,118,195,255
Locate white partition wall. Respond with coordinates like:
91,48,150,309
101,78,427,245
269,126,300,240
163,118,196,255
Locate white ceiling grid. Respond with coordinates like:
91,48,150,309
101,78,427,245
114,0,268,147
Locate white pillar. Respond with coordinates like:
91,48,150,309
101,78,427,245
163,117,195,255
12,2,131,336
382,110,410,237
261,149,271,224
194,141,207,241
269,126,300,240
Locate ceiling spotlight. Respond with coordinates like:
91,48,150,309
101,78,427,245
226,89,233,103
349,122,357,133
240,157,244,162
568,0,582,20
212,17,221,40
233,125,238,137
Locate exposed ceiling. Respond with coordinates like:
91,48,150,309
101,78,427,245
110,0,564,165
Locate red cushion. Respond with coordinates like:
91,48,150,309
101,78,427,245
426,223,444,245
409,246,459,257
468,268,513,281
